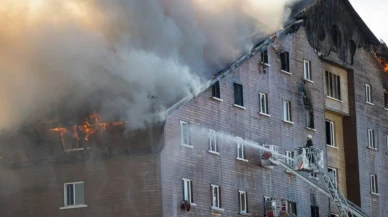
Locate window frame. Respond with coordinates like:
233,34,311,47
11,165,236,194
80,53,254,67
285,151,294,166
208,129,218,153
325,71,341,100
367,128,375,149
280,52,290,72
63,181,86,208
238,190,248,214
211,184,221,208
261,49,269,65
180,121,190,147
259,92,269,115
283,100,292,122
326,120,336,147
212,81,221,99
233,83,244,107
365,84,372,104
182,178,193,203
328,167,338,188
304,60,312,81
370,174,378,194
236,137,245,160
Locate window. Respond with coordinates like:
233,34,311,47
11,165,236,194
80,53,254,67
208,129,218,153
180,121,190,146
212,81,221,99
384,90,388,108
304,60,311,80
238,191,248,214
325,71,341,100
310,172,318,179
259,92,269,115
63,182,85,207
311,206,319,217
306,108,314,129
328,167,338,188
365,84,372,103
261,49,269,65
211,184,221,208
283,100,292,122
280,52,290,72
236,137,245,159
367,129,375,149
326,120,336,147
285,151,294,166
234,83,244,106
182,179,193,203
370,174,378,194
282,200,297,215
331,214,339,217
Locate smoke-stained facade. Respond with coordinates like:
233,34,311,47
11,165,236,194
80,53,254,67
1,0,388,216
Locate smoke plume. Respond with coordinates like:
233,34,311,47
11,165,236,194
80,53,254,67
0,0,299,130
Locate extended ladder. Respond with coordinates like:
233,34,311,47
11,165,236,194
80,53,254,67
269,148,368,217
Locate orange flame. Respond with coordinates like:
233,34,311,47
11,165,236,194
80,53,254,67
50,113,126,146
372,51,388,73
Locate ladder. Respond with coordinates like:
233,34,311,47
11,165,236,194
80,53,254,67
269,148,368,217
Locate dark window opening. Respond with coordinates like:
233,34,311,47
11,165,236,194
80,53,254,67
350,40,356,65
332,25,342,48
280,52,290,72
311,206,320,217
212,81,220,98
318,26,325,41
306,108,314,129
384,90,388,108
261,49,268,65
234,83,244,106
325,71,341,100
66,184,74,206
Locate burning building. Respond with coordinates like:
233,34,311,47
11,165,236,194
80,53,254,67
1,0,388,216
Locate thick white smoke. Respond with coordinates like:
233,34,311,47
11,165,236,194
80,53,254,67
0,0,299,130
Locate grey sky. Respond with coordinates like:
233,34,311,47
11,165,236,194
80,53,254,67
350,0,388,43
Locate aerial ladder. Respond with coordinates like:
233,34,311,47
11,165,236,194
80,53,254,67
262,147,368,217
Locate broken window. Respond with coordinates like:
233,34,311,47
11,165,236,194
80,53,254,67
384,90,388,108
212,81,221,99
306,108,314,129
332,25,341,48
311,206,320,217
350,40,356,65
63,182,85,207
304,60,311,81
236,137,245,159
238,190,248,214
280,52,290,72
328,167,338,188
370,174,378,194
261,49,269,65
182,178,193,203
180,121,190,146
325,71,341,100
326,120,335,147
234,83,244,106
318,26,325,41
208,129,218,153
365,84,372,103
259,92,269,115
211,184,221,208
283,100,292,122
367,128,375,149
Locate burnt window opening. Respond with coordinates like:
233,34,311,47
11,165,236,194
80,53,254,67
311,206,320,217
318,26,325,41
280,52,290,72
331,25,342,48
261,49,269,65
234,83,244,106
350,40,356,65
306,108,314,129
384,90,388,108
212,81,221,99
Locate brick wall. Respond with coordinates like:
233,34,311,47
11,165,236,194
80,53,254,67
0,156,162,217
161,27,330,217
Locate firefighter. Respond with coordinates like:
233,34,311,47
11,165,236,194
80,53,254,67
306,134,313,147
